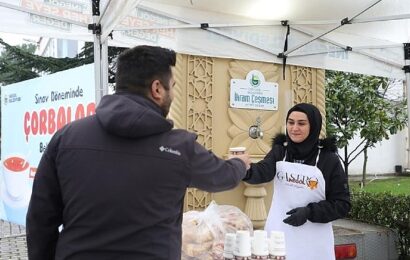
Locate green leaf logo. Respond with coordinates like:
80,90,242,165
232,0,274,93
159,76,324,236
250,74,261,87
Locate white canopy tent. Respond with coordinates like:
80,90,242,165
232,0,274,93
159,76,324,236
0,0,409,163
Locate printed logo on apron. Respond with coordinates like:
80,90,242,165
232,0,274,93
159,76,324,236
275,170,320,190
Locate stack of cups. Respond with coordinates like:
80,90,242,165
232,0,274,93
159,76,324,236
251,230,269,259
223,233,236,260
234,230,252,260
268,231,286,260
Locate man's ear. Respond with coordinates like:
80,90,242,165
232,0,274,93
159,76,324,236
150,79,163,102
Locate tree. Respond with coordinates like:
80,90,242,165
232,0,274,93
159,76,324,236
0,38,127,86
0,38,95,85
0,41,39,85
77,42,127,87
325,70,407,181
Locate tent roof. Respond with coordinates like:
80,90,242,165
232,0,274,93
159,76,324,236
0,0,409,79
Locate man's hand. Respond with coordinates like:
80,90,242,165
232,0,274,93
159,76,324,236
229,153,251,170
283,207,310,226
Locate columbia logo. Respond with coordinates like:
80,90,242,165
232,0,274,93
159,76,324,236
159,146,181,156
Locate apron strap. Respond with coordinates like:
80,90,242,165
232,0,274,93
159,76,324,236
315,148,321,166
283,142,288,161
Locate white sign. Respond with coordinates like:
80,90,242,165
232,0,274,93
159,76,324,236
0,64,95,226
230,70,278,110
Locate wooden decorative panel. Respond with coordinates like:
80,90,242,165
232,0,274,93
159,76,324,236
187,56,214,150
290,66,313,104
184,55,214,211
169,54,186,129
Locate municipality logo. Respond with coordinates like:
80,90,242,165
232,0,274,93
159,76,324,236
159,146,181,156
3,93,21,105
250,73,261,87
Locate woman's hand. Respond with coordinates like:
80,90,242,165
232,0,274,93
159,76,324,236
283,206,311,226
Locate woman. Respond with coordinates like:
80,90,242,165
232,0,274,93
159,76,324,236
243,103,351,260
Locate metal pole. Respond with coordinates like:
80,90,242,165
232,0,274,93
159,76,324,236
404,43,410,169
101,40,109,96
93,31,102,104
91,0,103,104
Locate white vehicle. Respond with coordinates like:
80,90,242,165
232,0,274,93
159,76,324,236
333,219,399,260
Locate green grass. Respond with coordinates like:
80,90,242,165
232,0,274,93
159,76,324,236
349,177,410,195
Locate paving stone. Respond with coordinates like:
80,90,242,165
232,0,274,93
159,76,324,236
0,220,27,259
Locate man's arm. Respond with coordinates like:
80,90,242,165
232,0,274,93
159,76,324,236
188,142,250,192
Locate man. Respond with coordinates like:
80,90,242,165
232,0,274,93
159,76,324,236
26,45,251,260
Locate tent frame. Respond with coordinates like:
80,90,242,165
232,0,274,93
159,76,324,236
89,0,108,103
405,43,410,169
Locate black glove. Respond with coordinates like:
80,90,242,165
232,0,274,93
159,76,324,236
283,206,311,226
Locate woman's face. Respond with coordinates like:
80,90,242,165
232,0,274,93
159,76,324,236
286,111,310,143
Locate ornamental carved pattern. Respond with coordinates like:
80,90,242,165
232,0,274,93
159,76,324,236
290,66,326,137
290,66,313,105
187,56,214,149
184,189,213,211
184,55,214,211
169,54,186,129
227,60,281,156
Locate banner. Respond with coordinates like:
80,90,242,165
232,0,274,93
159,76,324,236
0,64,95,226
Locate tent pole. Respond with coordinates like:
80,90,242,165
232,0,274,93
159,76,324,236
128,5,279,57
93,32,102,104
90,0,103,104
290,25,403,69
352,13,410,24
114,21,281,31
283,0,383,56
404,43,410,170
101,40,109,96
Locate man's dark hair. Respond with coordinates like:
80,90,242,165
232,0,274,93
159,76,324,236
115,45,176,95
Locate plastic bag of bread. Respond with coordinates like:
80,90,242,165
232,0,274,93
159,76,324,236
181,201,253,260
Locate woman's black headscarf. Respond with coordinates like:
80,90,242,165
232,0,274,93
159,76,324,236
285,103,322,163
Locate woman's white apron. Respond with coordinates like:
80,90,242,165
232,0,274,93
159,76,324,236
265,152,335,260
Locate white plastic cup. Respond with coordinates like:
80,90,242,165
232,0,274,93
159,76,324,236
252,230,269,256
234,230,252,257
269,231,286,257
2,155,29,200
229,147,246,155
223,233,236,259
